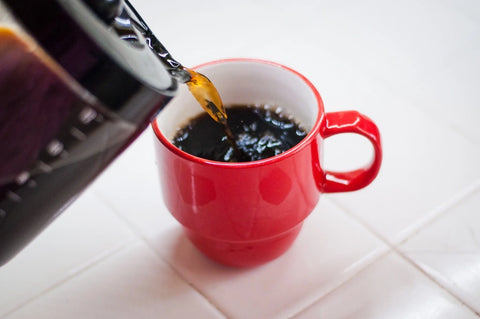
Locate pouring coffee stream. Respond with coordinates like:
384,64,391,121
86,0,230,123
119,1,236,143
182,68,241,156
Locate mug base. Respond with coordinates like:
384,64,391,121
184,223,303,267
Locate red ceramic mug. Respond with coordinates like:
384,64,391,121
152,59,382,267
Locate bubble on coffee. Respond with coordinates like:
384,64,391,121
172,104,307,162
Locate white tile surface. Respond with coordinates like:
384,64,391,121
0,191,135,317
147,198,388,319
294,252,478,319
1,0,480,318
4,242,225,319
91,129,177,239
326,86,480,244
401,188,480,314
405,43,480,143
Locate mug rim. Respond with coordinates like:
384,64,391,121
151,58,325,168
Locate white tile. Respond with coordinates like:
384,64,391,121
401,188,480,313
402,44,480,143
0,190,135,317
319,0,480,143
5,241,225,319
91,130,178,239
294,252,478,319
436,0,480,31
147,198,387,319
315,0,479,95
326,83,480,244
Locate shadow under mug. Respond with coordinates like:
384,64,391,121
152,59,382,267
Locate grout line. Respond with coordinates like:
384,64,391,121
142,239,230,319
289,248,392,319
286,195,393,318
393,179,480,246
289,245,392,319
395,249,480,317
65,238,137,277
328,179,480,248
322,186,480,317
1,240,134,319
90,179,480,319
92,189,229,319
291,245,480,318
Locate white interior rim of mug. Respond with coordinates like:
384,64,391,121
152,58,324,167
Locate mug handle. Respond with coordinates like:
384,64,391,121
321,111,382,193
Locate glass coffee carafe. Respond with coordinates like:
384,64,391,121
0,0,187,266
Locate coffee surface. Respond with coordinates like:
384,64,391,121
172,105,307,162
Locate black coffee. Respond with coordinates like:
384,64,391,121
172,105,307,162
